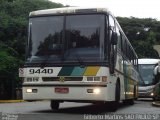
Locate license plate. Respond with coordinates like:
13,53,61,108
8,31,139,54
55,88,69,93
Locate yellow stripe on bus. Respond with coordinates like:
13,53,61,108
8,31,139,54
84,67,100,76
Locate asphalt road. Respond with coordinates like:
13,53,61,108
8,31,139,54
0,98,160,120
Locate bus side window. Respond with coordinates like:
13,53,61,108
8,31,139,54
120,32,123,53
122,37,127,57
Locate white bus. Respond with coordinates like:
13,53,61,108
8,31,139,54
19,7,140,111
138,58,160,100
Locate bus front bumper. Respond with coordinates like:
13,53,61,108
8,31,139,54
138,91,154,98
22,84,112,102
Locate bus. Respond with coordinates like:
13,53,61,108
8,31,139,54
19,7,140,111
138,58,160,100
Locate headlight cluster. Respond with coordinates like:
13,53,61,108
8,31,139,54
87,88,101,94
26,88,38,93
86,76,107,82
87,77,100,82
25,77,39,82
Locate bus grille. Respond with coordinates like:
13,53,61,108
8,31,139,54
42,77,83,82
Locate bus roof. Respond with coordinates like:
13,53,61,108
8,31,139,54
29,7,111,17
138,58,160,64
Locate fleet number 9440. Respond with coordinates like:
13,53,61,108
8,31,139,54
29,69,53,74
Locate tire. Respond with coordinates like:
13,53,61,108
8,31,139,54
115,81,120,103
123,99,134,105
133,86,138,100
106,101,118,112
50,100,60,111
153,97,156,101
134,98,138,100
123,85,135,105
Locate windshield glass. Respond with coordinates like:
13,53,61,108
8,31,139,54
28,16,64,62
139,64,155,86
27,14,105,64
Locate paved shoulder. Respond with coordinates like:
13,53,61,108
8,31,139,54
0,100,24,103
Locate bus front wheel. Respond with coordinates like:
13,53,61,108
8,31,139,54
50,100,60,111
123,99,134,105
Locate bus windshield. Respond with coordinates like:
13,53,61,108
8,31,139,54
139,64,155,86
27,14,106,65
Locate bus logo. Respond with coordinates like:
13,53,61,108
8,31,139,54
59,77,65,82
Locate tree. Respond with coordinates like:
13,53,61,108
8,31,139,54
117,17,160,58
0,0,64,99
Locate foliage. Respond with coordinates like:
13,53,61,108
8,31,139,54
0,0,63,67
0,0,63,99
0,44,18,71
117,17,160,58
0,0,63,58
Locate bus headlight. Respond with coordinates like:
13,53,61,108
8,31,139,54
93,88,100,94
26,89,38,93
87,88,101,94
86,77,107,82
33,77,39,82
94,77,100,82
26,89,32,93
151,92,154,96
87,77,93,81
26,77,39,82
87,77,101,82
26,77,32,82
102,76,107,82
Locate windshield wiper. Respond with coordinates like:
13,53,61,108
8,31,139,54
60,48,85,67
75,53,85,67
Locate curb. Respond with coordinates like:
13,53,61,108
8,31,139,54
0,100,24,103
152,101,160,107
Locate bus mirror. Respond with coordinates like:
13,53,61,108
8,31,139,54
154,66,157,75
111,32,118,45
153,66,160,75
158,67,160,73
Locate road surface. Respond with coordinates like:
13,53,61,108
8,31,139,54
0,98,160,120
